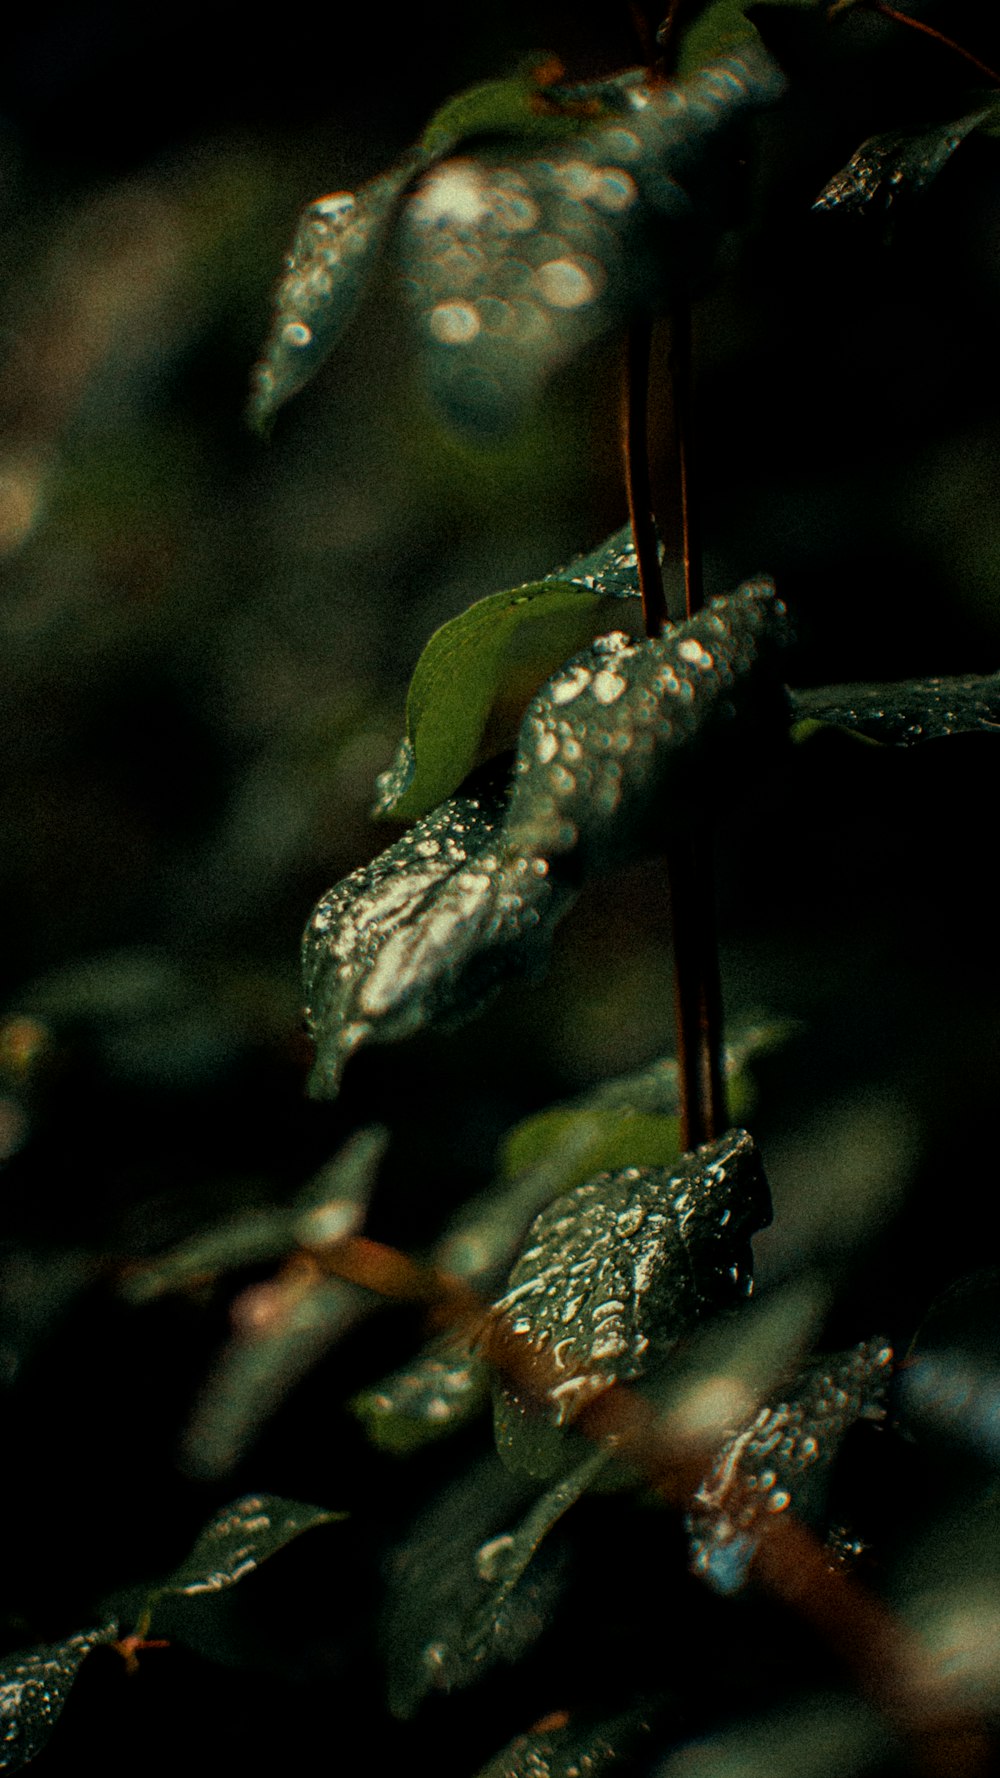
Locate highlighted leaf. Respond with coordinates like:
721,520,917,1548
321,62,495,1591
503,580,790,877
384,1450,603,1717
0,1623,118,1772
790,674,1000,744
146,1494,344,1612
814,108,997,217
687,1337,892,1594
490,1130,773,1477
352,1331,490,1455
303,783,572,1098
248,157,422,434
252,49,785,435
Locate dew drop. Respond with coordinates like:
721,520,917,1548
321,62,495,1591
282,321,312,348
313,192,356,222
475,1533,516,1581
536,257,596,310
429,300,482,345
591,669,627,704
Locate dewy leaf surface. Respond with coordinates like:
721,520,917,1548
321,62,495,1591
253,49,785,434
490,1130,773,1477
147,1494,344,1608
502,580,790,878
0,1623,118,1773
373,524,650,822
352,1330,490,1455
814,108,998,216
475,1707,653,1778
687,1337,893,1594
790,674,1000,744
303,783,572,1098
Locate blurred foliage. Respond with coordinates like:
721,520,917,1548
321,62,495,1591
3,2,1000,1775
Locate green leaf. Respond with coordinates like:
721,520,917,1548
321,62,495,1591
419,57,602,159
248,155,423,435
475,1707,654,1778
302,783,573,1098
351,1331,490,1455
814,108,998,216
181,1276,372,1476
579,1018,794,1117
687,1336,893,1594
373,523,653,822
789,674,1000,744
146,1494,345,1613
490,1129,773,1477
123,1126,387,1302
0,1623,118,1772
384,1450,603,1717
502,580,791,878
677,0,820,76
654,1695,893,1778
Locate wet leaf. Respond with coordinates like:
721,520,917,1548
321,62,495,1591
384,1450,602,1717
146,1494,344,1610
677,0,819,77
181,1271,372,1476
790,674,1000,745
814,108,998,216
303,784,573,1098
373,524,652,822
502,581,790,878
253,48,785,435
687,1336,893,1594
400,49,785,432
0,1623,118,1772
248,156,422,434
490,1129,773,1477
474,1707,653,1778
123,1126,387,1302
351,1330,490,1454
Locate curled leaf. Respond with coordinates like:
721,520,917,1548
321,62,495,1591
687,1337,893,1594
303,784,572,1097
0,1624,118,1773
490,1130,773,1477
502,580,790,877
790,673,1000,745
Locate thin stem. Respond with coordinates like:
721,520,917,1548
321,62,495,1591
667,836,725,1149
857,2,1000,86
623,318,668,639
670,289,703,619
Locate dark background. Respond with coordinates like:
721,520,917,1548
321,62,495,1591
2,2,1000,1772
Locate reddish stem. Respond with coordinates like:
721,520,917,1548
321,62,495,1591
864,3,1000,86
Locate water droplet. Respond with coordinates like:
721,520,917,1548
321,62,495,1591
536,257,596,310
591,669,627,704
768,1489,791,1513
536,730,558,764
429,300,482,345
412,161,489,227
312,192,356,222
592,167,637,212
551,665,593,704
282,321,312,347
475,1533,516,1581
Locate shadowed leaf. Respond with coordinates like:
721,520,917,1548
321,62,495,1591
352,1330,490,1455
814,108,997,216
677,0,818,75
146,1494,344,1610
303,783,573,1098
655,1694,893,1778
384,1450,602,1717
373,525,651,822
502,580,790,878
123,1126,387,1301
490,1130,773,1477
0,1624,118,1773
790,674,1000,744
687,1337,892,1594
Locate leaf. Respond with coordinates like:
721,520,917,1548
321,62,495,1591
181,1272,372,1476
372,523,651,822
789,673,1000,744
123,1126,387,1302
499,1108,682,1198
654,1694,893,1778
400,48,785,433
0,1623,118,1772
302,783,573,1098
686,1336,893,1594
252,48,785,435
351,1330,490,1455
383,1450,603,1717
677,0,820,76
248,155,423,434
489,1129,773,1477
814,107,998,216
474,1707,653,1778
146,1494,344,1612
502,580,790,878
